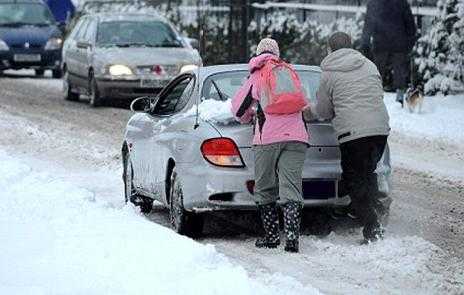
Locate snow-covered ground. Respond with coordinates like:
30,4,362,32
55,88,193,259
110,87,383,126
384,93,464,183
0,151,322,295
0,73,463,294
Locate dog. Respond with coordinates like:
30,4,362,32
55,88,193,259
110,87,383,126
405,86,424,113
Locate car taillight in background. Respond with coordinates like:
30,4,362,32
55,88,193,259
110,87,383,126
200,138,245,168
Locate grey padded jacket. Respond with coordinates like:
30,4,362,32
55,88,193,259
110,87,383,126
305,48,390,143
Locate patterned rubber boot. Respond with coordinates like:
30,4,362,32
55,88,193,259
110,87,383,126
362,209,385,244
283,201,302,253
255,203,280,248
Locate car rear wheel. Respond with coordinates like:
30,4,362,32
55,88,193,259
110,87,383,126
123,151,153,214
63,70,79,101
169,168,203,237
89,75,104,107
52,69,63,79
35,69,45,77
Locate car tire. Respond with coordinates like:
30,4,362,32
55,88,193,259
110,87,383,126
169,168,204,237
63,70,79,101
89,75,104,107
52,68,63,79
35,69,45,77
123,151,153,214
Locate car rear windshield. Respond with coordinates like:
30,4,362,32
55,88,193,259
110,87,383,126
201,70,321,103
96,20,183,48
0,3,55,26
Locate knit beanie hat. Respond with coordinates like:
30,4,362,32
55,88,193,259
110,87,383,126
256,38,280,57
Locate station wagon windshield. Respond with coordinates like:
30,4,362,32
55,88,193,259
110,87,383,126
202,70,321,103
0,3,55,26
97,21,183,48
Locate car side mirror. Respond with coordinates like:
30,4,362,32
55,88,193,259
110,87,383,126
77,41,91,49
130,96,158,113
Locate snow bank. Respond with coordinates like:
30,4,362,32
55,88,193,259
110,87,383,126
0,151,320,295
385,93,464,146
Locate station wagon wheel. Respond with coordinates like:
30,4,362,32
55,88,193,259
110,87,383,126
52,68,63,79
169,168,203,237
123,151,153,214
63,69,79,101
89,74,103,107
35,69,44,77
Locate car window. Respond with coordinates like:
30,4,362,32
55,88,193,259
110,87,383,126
96,20,183,48
75,19,90,41
0,3,55,25
82,20,97,43
68,18,85,41
154,77,195,116
202,70,321,103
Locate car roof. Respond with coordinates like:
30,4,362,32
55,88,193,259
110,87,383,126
198,64,321,77
86,12,167,23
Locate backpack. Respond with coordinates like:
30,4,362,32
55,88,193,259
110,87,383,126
259,59,307,115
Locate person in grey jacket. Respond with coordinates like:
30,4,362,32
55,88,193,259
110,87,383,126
304,32,390,243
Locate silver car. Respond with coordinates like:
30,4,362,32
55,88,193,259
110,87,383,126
62,12,202,107
122,65,392,236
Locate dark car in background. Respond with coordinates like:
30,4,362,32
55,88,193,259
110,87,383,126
0,0,63,78
61,12,202,107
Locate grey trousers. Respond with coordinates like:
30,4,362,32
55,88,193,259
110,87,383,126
253,142,307,206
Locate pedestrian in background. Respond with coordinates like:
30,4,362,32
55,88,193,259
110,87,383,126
231,38,309,253
361,0,417,106
305,32,390,243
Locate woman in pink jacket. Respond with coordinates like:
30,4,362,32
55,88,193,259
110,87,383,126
231,38,309,253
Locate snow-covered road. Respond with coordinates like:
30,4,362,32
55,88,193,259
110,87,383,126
0,72,463,294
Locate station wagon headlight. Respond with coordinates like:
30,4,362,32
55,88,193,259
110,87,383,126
180,64,198,73
109,64,133,76
44,38,63,50
0,39,9,51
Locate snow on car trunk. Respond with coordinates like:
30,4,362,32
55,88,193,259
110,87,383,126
0,150,321,295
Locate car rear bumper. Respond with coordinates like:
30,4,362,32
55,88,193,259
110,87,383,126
0,49,61,70
175,162,379,213
96,77,170,100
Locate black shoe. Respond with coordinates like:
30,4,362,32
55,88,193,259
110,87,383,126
282,201,302,253
255,203,280,249
362,222,385,244
284,239,299,253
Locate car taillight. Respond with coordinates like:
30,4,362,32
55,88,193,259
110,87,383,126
200,138,245,168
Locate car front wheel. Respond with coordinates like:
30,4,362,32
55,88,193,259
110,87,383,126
63,70,79,101
89,75,104,107
123,151,153,214
35,69,45,77
169,168,203,237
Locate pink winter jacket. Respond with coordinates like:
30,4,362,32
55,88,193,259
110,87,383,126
231,54,309,146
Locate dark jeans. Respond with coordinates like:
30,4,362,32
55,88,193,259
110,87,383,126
339,135,388,226
374,51,410,90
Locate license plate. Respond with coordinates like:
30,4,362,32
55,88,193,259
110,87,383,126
13,54,41,62
140,78,167,88
302,179,337,200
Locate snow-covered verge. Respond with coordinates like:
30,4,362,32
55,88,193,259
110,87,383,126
385,93,464,146
384,93,464,182
0,151,321,295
